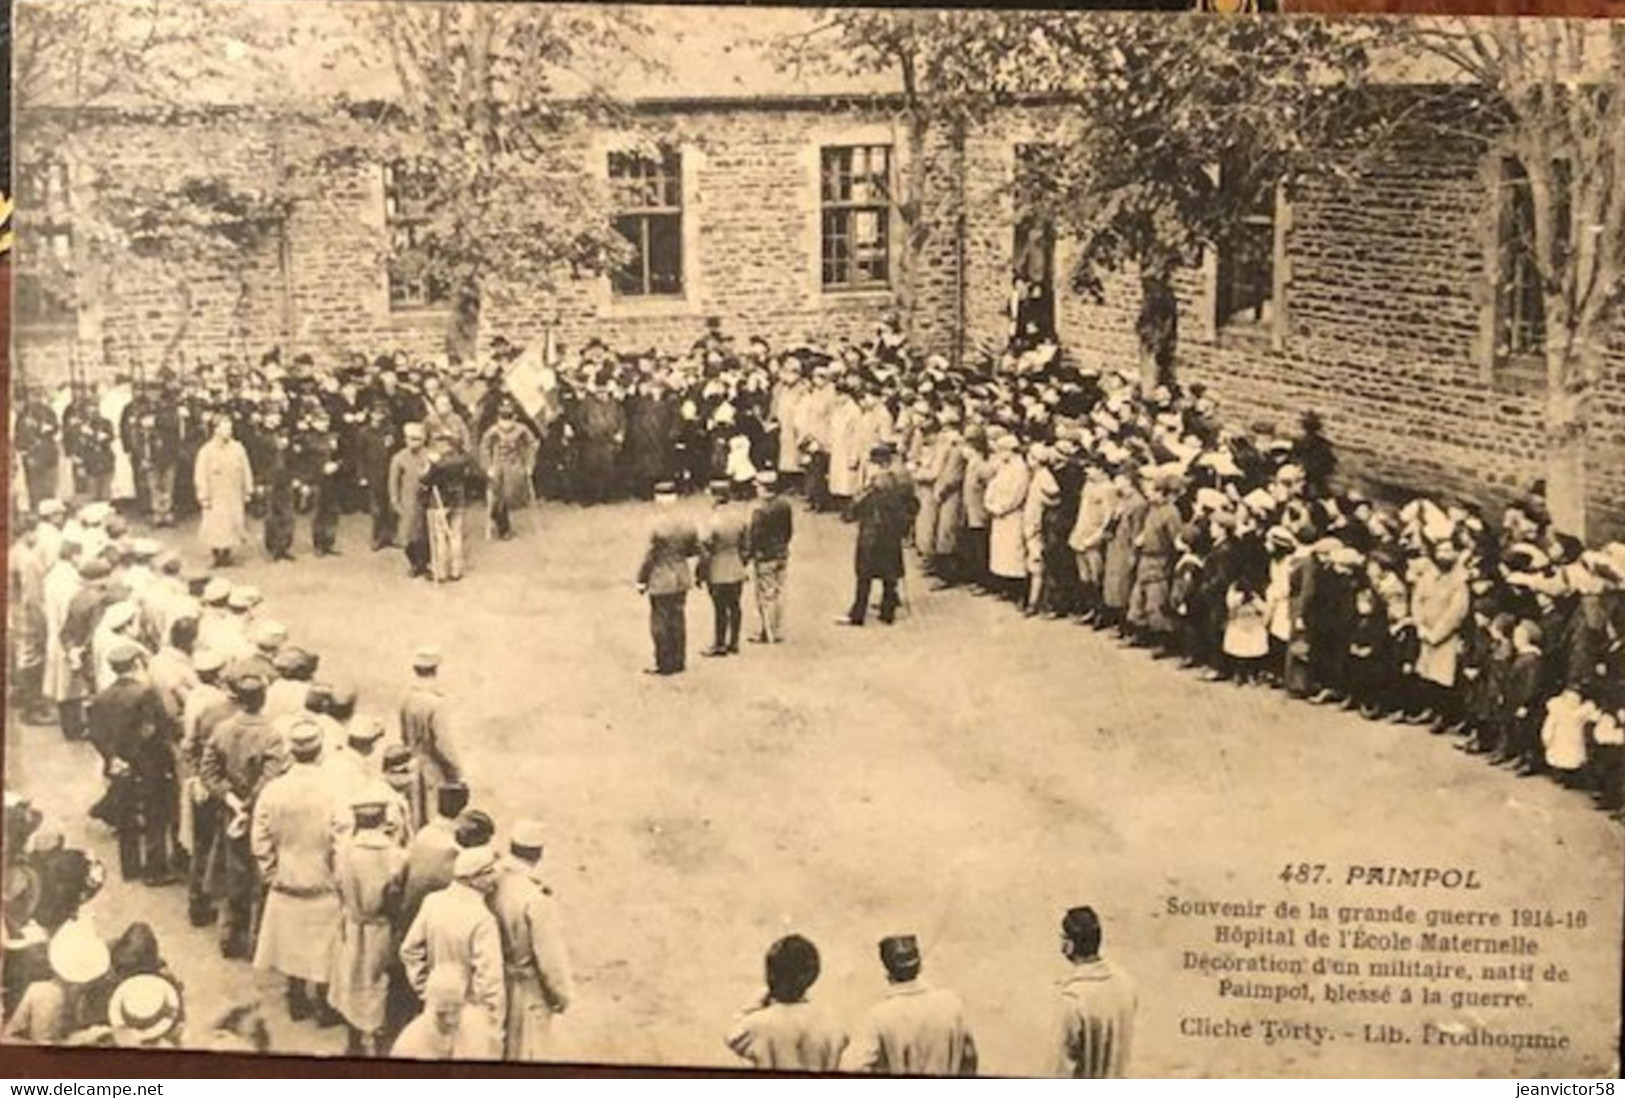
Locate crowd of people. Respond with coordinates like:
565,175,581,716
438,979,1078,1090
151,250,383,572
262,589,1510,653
3,494,1137,1074
6,314,1623,1070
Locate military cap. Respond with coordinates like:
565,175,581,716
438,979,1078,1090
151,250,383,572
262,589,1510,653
79,559,113,581
37,499,66,518
509,819,547,854
103,602,140,633
155,552,183,574
253,622,289,651
403,422,426,440
869,441,896,462
131,538,161,559
227,586,263,610
381,745,415,775
107,641,146,673
347,718,387,745
80,503,112,526
452,845,498,880
286,719,324,753
202,578,232,604
193,649,227,674
231,673,267,697
755,470,779,487
303,681,335,712
652,480,678,497
411,645,442,670
708,478,733,496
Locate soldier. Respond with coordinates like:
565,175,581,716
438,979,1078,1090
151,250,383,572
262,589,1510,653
699,479,750,658
635,482,701,676
837,443,920,628
398,845,506,1057
252,718,343,1026
15,387,62,512
389,423,433,579
300,405,344,557
843,935,978,1076
358,405,400,552
420,431,486,582
63,388,118,503
399,647,462,831
121,384,182,528
43,543,87,739
199,674,287,960
181,648,234,927
329,787,408,1056
1050,906,1137,1078
399,782,469,935
746,471,793,644
725,934,847,1071
489,820,575,1061
478,401,539,541
86,643,176,886
261,411,298,562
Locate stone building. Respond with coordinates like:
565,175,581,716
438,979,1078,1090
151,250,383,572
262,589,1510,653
11,19,1623,537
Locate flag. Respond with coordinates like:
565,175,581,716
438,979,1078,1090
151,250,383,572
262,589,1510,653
503,329,562,424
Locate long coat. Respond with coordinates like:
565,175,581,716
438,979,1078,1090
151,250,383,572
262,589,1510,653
399,880,507,1048
251,761,340,983
1412,561,1470,687
193,439,254,552
827,399,865,498
389,448,433,547
984,455,1031,580
700,505,750,587
1051,959,1137,1078
852,470,919,581
42,560,81,703
489,861,575,1061
637,514,700,597
399,684,461,830
1103,490,1148,611
773,384,805,473
930,436,968,557
962,451,993,531
479,421,539,514
328,830,407,1033
843,980,978,1076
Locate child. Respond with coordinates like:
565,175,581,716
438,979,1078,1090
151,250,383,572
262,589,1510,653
1223,575,1271,686
1540,689,1597,790
1459,613,1514,755
1346,586,1392,719
1495,620,1546,775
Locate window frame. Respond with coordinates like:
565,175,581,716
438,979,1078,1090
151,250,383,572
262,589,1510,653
819,143,894,293
14,159,79,333
1214,169,1279,334
608,145,685,299
381,159,451,313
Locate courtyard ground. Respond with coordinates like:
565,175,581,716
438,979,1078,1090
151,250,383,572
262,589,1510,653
5,498,1621,1076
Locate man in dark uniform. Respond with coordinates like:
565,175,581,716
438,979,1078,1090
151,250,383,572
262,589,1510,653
122,383,183,528
87,643,177,885
63,388,117,502
358,405,401,551
261,411,297,562
747,471,794,644
839,443,919,627
199,673,287,959
304,405,344,557
15,387,62,510
636,482,701,676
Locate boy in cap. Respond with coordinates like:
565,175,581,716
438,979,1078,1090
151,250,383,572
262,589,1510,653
1051,905,1137,1078
726,934,847,1071
844,934,977,1075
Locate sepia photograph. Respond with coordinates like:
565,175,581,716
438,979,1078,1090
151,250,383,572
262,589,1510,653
3,0,1623,1077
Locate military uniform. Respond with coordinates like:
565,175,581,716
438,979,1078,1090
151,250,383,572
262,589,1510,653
399,680,462,831
15,395,62,510
636,498,701,675
843,980,978,1076
199,707,287,957
488,857,574,1061
252,755,342,988
1051,958,1137,1078
398,878,506,1052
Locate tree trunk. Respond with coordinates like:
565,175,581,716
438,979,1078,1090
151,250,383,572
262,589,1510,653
1543,358,1590,539
448,280,481,362
1136,263,1179,390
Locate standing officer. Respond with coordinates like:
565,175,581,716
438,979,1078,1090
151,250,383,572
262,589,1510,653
699,480,750,658
15,386,62,512
389,424,433,579
838,443,919,628
398,647,462,831
488,820,575,1061
635,482,700,677
63,388,117,502
746,471,793,644
1050,905,1137,1078
303,405,343,557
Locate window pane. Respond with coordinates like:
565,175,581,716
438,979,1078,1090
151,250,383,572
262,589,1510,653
612,214,648,296
646,213,683,295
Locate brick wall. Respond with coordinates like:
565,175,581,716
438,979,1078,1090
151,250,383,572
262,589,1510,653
971,128,1625,540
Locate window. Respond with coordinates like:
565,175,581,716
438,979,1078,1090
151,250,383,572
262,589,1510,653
1215,168,1276,329
15,160,77,329
820,145,892,290
1495,156,1570,359
1013,144,1058,346
609,147,683,297
383,159,448,310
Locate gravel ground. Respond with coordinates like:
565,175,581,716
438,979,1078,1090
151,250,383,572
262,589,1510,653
5,498,1620,1076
